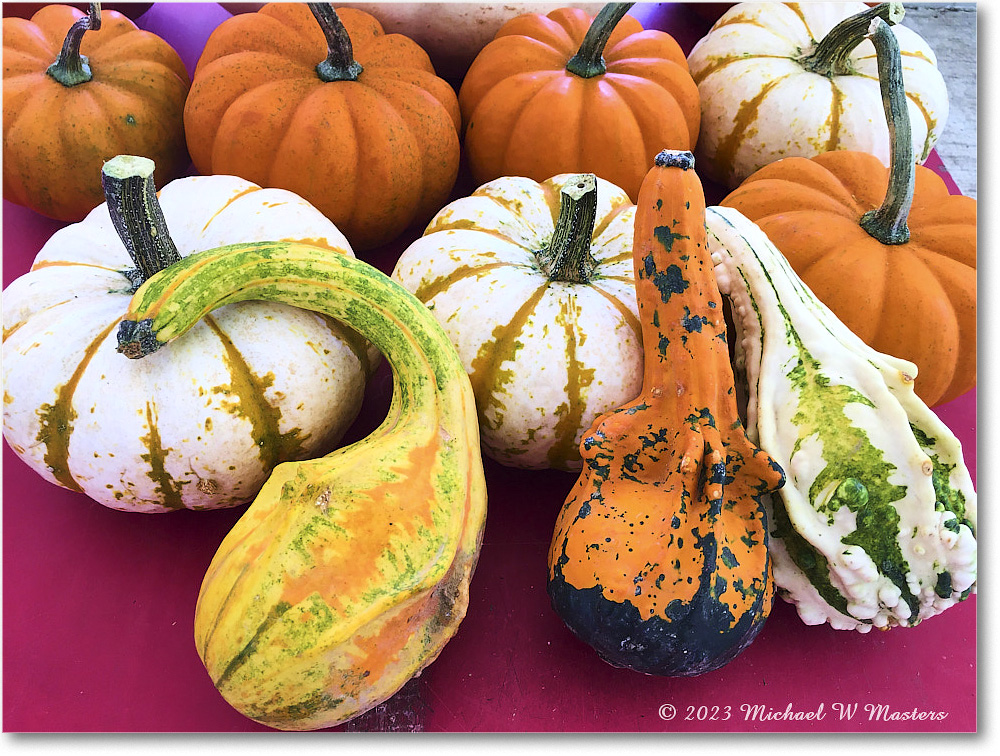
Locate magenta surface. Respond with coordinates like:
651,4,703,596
2,2,977,733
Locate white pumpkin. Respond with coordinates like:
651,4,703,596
686,1,949,188
391,173,641,472
2,165,374,513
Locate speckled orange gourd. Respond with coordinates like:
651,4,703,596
547,150,785,676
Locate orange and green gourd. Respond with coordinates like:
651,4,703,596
116,193,487,728
547,150,785,676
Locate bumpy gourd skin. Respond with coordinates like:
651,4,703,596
707,205,976,632
118,242,486,730
547,151,785,676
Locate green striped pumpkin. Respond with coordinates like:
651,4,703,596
2,157,374,513
117,234,487,730
391,172,641,471
707,204,976,631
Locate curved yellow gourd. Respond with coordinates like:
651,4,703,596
118,241,487,730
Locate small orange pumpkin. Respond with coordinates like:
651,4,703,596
3,2,190,221
720,18,975,407
458,2,700,202
183,2,461,252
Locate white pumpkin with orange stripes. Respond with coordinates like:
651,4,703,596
392,172,641,471
2,156,373,513
686,1,949,188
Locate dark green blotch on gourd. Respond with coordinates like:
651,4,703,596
651,265,689,304
934,571,953,599
682,307,710,333
548,556,769,676
548,512,772,677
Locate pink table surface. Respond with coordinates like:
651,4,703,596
2,2,977,733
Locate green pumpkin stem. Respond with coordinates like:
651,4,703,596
859,18,913,245
309,3,363,82
565,2,634,79
46,1,102,87
537,174,599,284
102,155,182,292
801,2,904,77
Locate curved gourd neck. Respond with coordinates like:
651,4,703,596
565,2,634,79
46,1,102,87
800,2,904,77
116,242,468,434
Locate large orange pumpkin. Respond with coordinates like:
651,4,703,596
458,3,700,202
721,18,975,407
2,3,190,221
183,3,461,252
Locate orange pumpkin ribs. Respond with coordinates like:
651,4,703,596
459,3,699,202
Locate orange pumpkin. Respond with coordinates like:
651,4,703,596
721,19,975,407
183,3,461,252
458,3,700,201
3,3,190,221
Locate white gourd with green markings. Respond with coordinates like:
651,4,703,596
2,155,374,513
392,172,641,471
707,203,976,631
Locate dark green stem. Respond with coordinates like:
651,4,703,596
654,150,695,171
800,2,904,77
859,18,913,245
309,3,363,82
565,3,634,79
536,174,599,283
102,155,182,291
46,1,102,86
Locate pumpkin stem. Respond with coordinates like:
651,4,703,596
565,2,634,79
309,3,363,82
537,174,599,284
46,1,102,87
800,2,904,77
859,19,914,245
102,155,182,291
